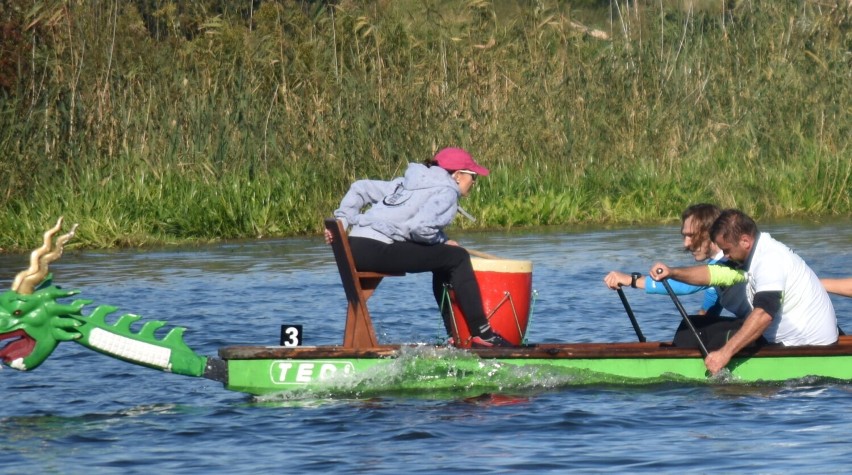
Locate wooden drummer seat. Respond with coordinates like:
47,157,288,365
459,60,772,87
324,218,404,348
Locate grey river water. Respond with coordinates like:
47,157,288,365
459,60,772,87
1,221,851,474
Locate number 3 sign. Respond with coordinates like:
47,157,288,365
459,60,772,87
280,325,303,347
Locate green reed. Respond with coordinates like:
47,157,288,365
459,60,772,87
0,0,848,251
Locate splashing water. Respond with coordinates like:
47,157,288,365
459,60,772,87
253,345,719,402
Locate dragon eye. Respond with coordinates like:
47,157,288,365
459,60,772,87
13,310,22,316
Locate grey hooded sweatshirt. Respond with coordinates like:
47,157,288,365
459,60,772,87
334,163,461,245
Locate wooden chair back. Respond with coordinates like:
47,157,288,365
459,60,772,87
324,218,403,348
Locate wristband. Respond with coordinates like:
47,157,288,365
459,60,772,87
630,272,642,288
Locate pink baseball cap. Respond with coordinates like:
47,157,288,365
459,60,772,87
433,147,490,176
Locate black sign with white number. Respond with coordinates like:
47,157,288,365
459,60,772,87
280,325,303,347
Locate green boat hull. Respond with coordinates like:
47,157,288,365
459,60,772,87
218,339,852,396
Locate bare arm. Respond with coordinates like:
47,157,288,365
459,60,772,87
649,263,712,286
704,308,773,374
604,271,645,290
822,278,852,298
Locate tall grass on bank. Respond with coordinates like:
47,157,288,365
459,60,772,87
0,0,849,251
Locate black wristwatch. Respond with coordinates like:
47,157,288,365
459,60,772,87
630,272,642,288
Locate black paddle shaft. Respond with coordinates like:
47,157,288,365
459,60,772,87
616,287,646,342
660,277,710,357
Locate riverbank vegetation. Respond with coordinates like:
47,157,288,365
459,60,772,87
0,0,849,251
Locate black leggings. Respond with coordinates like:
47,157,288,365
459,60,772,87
672,315,767,350
348,237,489,337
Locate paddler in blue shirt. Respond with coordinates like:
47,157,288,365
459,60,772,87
604,203,752,319
325,147,513,348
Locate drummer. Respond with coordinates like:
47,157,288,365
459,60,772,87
325,147,513,348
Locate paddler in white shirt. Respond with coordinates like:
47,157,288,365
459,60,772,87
650,208,838,375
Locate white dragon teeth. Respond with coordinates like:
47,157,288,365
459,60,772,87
89,328,172,370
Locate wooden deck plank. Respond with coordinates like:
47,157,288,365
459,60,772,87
219,337,852,360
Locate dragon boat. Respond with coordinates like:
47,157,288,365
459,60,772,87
3,218,852,398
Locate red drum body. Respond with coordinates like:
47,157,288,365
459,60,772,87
450,258,533,348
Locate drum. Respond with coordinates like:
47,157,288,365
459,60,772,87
448,257,533,348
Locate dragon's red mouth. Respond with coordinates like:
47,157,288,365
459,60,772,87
0,330,34,363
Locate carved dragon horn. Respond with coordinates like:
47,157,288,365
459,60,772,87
12,217,78,295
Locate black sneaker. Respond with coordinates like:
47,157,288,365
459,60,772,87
470,333,514,348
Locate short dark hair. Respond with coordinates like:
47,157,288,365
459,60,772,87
710,209,759,243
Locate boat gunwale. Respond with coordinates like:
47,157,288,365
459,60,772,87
218,335,852,360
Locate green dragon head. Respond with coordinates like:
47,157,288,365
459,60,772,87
0,218,211,378
0,284,86,370
0,217,81,370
